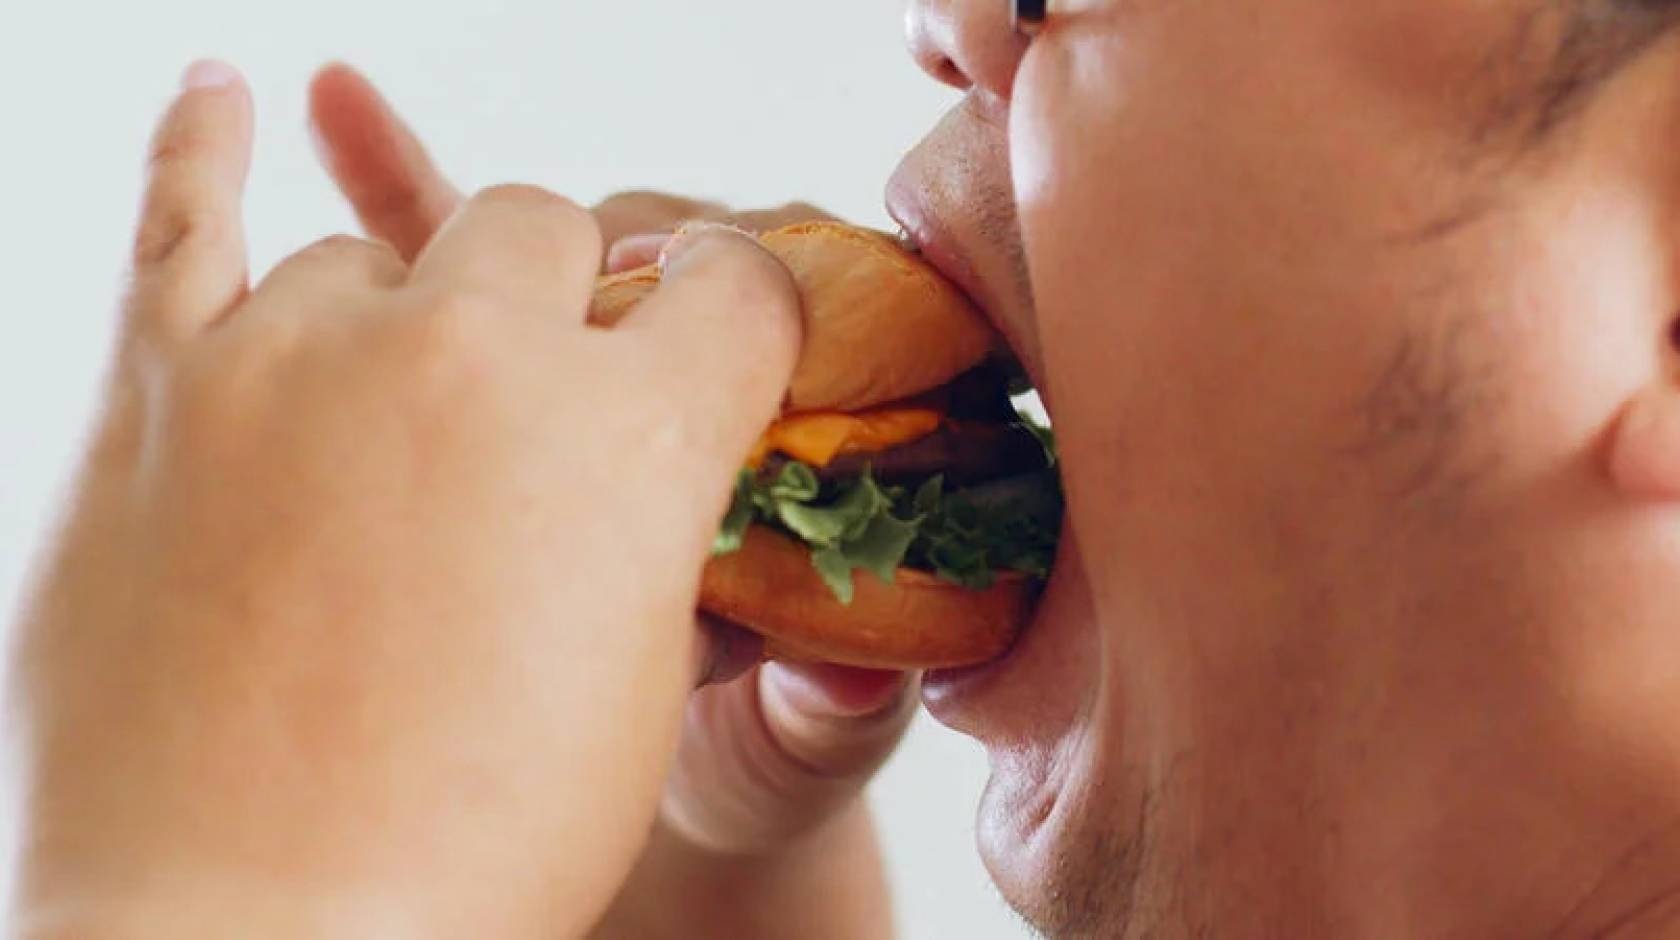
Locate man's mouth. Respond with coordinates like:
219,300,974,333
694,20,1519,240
886,177,1066,712
884,173,1044,396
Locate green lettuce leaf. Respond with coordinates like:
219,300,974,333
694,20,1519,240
846,510,923,583
712,471,757,554
711,399,1064,604
775,472,888,545
767,461,820,501
811,546,858,604
713,457,1062,604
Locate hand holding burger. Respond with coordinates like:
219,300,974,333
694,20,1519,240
304,63,1050,938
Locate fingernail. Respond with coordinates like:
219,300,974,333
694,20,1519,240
181,59,240,92
606,233,673,274
658,220,758,277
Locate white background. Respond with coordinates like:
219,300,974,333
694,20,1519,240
0,1,1031,936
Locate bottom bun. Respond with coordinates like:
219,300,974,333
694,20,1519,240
700,525,1034,669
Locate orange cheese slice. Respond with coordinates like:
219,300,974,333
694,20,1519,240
749,408,943,468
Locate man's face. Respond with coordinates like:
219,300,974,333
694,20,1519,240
894,0,1680,934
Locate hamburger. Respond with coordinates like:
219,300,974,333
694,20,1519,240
591,221,1062,669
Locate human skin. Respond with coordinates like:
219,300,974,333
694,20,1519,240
19,1,1680,937
6,62,810,938
898,0,1680,935
305,62,908,940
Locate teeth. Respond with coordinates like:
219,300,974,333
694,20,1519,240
895,225,921,254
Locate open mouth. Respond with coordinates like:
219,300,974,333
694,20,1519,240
882,189,1070,697
884,189,1056,475
609,217,1063,671
886,208,1063,661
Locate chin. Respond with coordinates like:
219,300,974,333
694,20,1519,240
977,744,1074,910
975,723,1132,937
941,569,1134,933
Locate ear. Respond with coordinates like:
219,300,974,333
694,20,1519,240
1608,361,1680,500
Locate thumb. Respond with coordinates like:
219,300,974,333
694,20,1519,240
661,663,915,855
619,222,803,471
757,662,917,777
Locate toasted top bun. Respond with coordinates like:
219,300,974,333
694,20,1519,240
700,526,1031,669
590,221,998,413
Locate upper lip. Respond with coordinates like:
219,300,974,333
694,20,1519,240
884,176,990,320
886,176,1037,383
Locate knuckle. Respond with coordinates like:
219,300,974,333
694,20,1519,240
289,233,375,268
593,191,726,245
279,234,350,267
352,236,403,274
146,131,209,177
473,183,602,257
265,235,399,288
479,184,595,227
308,233,368,255
475,182,568,213
593,189,659,212
132,203,224,267
595,189,706,215
364,240,405,280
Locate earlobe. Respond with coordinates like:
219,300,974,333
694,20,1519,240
1608,382,1680,500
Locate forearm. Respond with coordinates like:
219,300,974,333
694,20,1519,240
11,865,415,940
591,798,895,940
15,862,567,940
9,706,620,940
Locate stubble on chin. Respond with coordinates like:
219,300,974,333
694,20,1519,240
1006,758,1174,939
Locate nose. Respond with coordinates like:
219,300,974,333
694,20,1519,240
905,0,1031,99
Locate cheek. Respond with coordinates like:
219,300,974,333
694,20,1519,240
1473,186,1671,488
1008,4,1524,501
1011,23,1383,533
1010,22,1148,440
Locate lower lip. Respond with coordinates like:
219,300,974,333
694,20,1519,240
889,191,1038,718
921,648,1015,725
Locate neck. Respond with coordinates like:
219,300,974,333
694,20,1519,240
1144,737,1680,939
1140,611,1680,938
1358,709,1679,935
